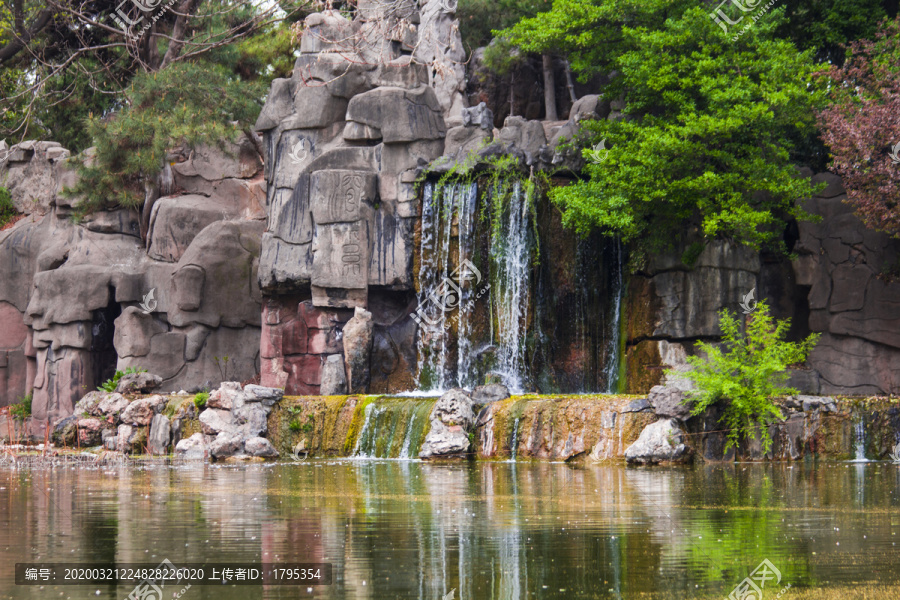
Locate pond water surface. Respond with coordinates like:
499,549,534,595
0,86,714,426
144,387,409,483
1,460,899,599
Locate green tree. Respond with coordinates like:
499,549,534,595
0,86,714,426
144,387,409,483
676,303,819,453
66,62,264,215
500,2,825,253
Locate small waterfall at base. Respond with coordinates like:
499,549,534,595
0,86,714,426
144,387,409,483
353,398,437,459
852,417,869,463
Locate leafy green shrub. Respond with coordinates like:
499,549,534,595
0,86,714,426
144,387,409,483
193,392,209,409
676,303,819,452
9,393,32,421
0,186,16,228
65,62,263,214
97,367,147,392
289,419,302,432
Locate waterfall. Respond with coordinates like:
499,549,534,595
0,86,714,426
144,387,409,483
353,398,437,459
603,240,624,393
852,417,868,463
415,182,479,392
489,181,531,394
508,417,520,462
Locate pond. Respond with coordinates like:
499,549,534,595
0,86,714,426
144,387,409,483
1,460,899,599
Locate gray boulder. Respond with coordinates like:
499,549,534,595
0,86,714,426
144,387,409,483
175,432,207,460
199,408,237,435
624,419,690,464
462,102,494,130
115,372,163,394
245,437,279,458
235,404,269,438
207,381,244,410
320,354,348,395
243,384,284,407
419,388,476,459
209,431,244,459
648,385,693,420
74,391,104,416
472,384,510,405
96,393,131,417
147,414,171,455
119,395,167,426
343,307,374,393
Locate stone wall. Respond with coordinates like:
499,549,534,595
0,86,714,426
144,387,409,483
622,173,900,396
254,4,456,394
0,139,266,431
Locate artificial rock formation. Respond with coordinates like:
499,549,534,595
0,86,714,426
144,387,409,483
0,138,266,431
255,2,462,394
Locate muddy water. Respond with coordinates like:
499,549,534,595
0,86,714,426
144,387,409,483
1,461,899,599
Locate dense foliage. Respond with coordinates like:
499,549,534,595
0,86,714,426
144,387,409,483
97,366,147,393
676,304,819,453
67,63,264,213
512,3,825,252
8,393,32,421
0,185,15,228
817,18,900,237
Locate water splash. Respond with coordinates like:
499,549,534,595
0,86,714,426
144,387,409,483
354,398,437,459
851,417,869,463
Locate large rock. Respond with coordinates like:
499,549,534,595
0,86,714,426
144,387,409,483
199,407,237,435
118,395,167,426
245,436,279,458
320,354,348,395
76,418,104,446
419,388,476,459
175,432,207,460
648,385,693,420
345,86,446,143
343,307,374,393
147,414,171,455
96,393,130,417
624,419,690,464
472,384,510,405
243,384,283,407
209,431,244,459
115,372,163,394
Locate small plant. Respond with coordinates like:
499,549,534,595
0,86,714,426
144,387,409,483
214,355,232,381
8,393,32,421
193,392,209,409
676,302,819,453
97,366,147,392
0,186,16,228
289,419,303,432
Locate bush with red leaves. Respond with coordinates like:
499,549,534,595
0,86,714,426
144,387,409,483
817,18,900,237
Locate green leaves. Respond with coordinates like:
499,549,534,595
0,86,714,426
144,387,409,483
676,302,819,453
68,62,264,214
497,1,826,255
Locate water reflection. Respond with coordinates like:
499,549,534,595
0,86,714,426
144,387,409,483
1,461,898,599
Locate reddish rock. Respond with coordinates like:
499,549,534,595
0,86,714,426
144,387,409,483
285,354,322,386
282,318,308,355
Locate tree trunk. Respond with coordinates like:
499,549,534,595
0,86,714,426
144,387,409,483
563,60,578,104
542,54,558,121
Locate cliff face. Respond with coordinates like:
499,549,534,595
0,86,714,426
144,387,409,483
0,139,266,432
622,172,900,396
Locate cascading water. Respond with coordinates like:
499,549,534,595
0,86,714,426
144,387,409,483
489,181,531,394
353,398,436,458
603,240,624,393
415,182,479,392
852,417,869,463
